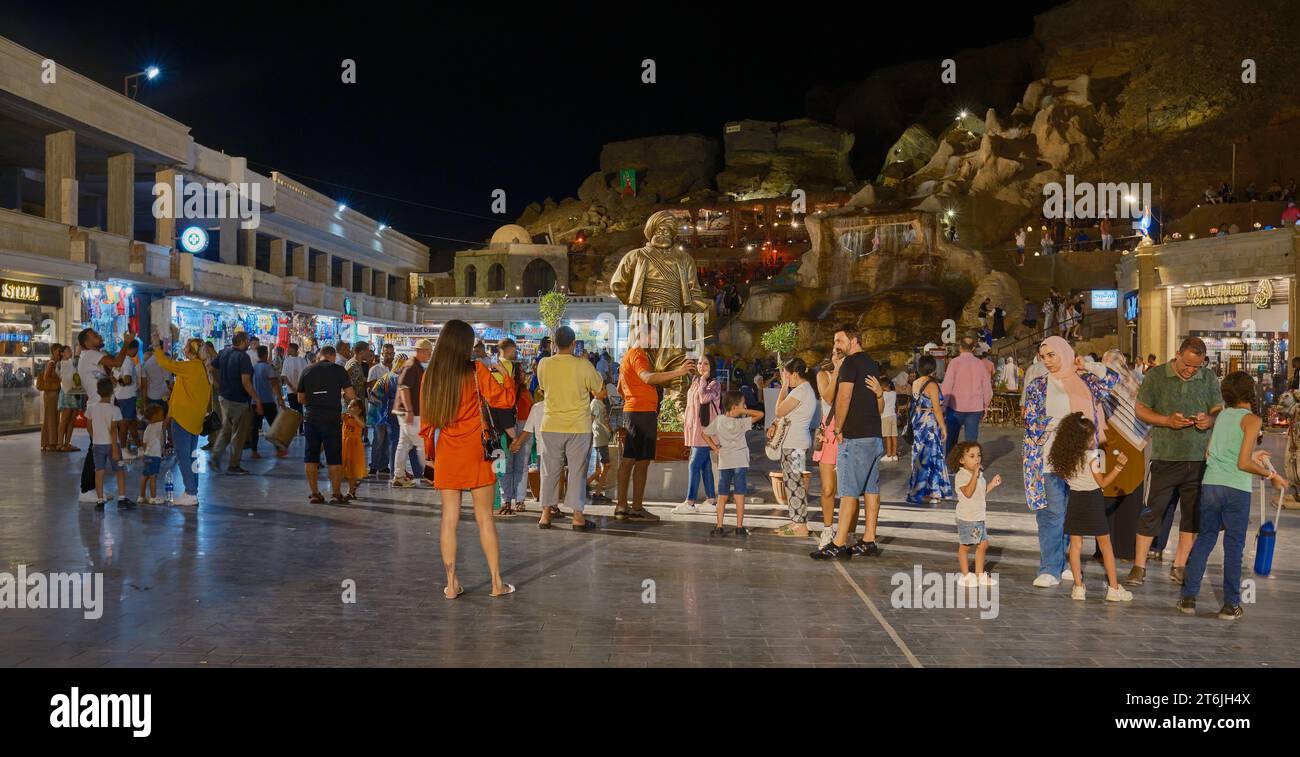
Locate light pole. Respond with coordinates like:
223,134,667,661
123,66,160,99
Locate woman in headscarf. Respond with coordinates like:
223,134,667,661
1022,336,1120,588
998,356,1019,392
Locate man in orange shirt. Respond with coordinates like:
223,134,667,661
617,323,694,520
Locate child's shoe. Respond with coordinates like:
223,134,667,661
978,572,998,586
957,572,979,588
1070,584,1087,601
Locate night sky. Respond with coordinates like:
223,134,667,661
1,3,1056,267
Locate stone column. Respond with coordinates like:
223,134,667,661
373,270,388,299
107,153,135,237
155,168,177,248
218,216,238,265
358,265,372,295
44,130,76,224
239,228,257,268
313,250,331,284
290,243,309,279
340,259,354,292
269,238,287,277
1136,249,1166,363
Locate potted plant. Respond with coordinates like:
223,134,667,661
761,321,798,366
654,391,688,461
539,288,568,334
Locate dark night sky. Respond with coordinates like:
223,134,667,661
1,2,1058,267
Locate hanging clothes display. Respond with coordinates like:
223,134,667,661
82,285,138,354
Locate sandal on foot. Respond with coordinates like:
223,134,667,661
572,519,597,531
329,495,347,505
770,523,808,537
495,504,517,517
443,585,465,600
537,519,553,529
490,583,516,598
308,493,326,504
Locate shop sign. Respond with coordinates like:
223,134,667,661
1090,289,1118,309
508,322,547,340
1124,291,1139,323
1182,280,1272,308
179,225,209,254
343,297,356,316
0,278,62,307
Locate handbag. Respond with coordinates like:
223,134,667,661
765,415,789,461
37,369,59,392
471,364,503,463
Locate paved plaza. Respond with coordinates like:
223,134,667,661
2,426,1298,668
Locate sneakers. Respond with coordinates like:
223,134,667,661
1176,597,1196,615
818,525,837,549
1033,573,1061,588
1061,568,1074,582
1071,584,1087,601
624,507,660,522
699,498,716,514
958,572,979,588
1217,604,1244,620
1105,585,1134,602
94,500,105,511
1124,566,1146,586
391,477,416,488
1169,566,1186,585
849,540,880,557
709,527,727,537
173,493,199,507
78,490,99,504
672,501,698,515
978,572,998,587
116,497,137,510
810,542,852,561
733,527,750,537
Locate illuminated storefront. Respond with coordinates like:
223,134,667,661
0,277,64,432
170,296,284,352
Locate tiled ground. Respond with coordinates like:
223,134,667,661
2,424,1298,667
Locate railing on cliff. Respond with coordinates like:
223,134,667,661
991,308,1120,365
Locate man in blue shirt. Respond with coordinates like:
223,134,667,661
247,345,286,459
209,332,262,474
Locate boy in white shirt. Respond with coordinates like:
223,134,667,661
703,390,764,537
509,394,546,501
880,371,899,461
113,340,142,458
87,378,134,510
949,441,1000,587
139,404,166,504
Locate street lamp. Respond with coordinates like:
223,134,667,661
124,66,160,99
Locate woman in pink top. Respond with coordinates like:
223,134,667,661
675,355,721,514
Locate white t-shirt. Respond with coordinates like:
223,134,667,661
367,363,390,384
143,421,164,458
883,389,897,416
113,356,137,401
58,359,78,394
1067,450,1104,492
143,354,172,400
86,399,121,446
954,468,987,521
523,401,547,456
249,348,261,364
780,381,816,450
281,355,308,391
705,414,755,470
77,349,108,398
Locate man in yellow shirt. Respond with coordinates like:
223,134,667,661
536,326,606,530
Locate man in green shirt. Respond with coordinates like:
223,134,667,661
1128,337,1222,586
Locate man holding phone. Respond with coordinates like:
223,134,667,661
1129,337,1222,586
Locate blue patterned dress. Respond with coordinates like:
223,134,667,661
907,381,954,504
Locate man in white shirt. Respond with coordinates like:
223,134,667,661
112,340,143,457
248,337,262,364
141,347,173,413
76,328,134,502
280,342,309,419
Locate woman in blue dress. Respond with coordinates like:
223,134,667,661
907,355,954,504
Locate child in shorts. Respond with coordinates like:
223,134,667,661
703,390,764,537
139,403,166,504
881,370,899,461
948,441,1001,586
87,377,133,510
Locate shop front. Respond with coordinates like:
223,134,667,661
170,296,285,352
81,282,142,355
0,276,65,432
285,311,341,353
1169,278,1289,384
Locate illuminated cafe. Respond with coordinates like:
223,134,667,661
1119,226,1298,383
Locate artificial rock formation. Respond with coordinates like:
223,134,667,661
717,118,854,197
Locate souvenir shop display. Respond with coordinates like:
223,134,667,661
82,284,138,354
171,299,281,351
288,313,340,353
0,322,40,430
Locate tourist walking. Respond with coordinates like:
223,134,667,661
1127,337,1223,586
392,339,432,488
366,344,397,476
298,345,356,503
535,325,606,530
209,332,261,474
76,328,134,503
281,343,308,421
419,319,515,598
615,322,694,521
768,357,816,537
907,355,953,504
1179,372,1287,619
811,323,886,560
247,346,286,458
1022,336,1119,588
675,354,721,515
940,336,993,455
150,332,210,507
1014,228,1026,266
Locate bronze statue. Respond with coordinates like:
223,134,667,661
610,210,711,411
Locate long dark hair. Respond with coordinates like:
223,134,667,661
1047,411,1095,479
422,319,476,429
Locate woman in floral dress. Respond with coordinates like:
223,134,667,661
907,355,953,504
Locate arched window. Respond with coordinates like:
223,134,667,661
487,263,505,291
522,258,557,295
464,265,477,297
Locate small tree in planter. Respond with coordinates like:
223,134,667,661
761,322,799,367
539,288,569,335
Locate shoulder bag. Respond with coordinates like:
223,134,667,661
471,363,503,463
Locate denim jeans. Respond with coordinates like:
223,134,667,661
371,420,390,471
504,419,529,503
171,419,199,495
944,409,983,454
1035,472,1070,578
687,446,715,502
1182,484,1251,606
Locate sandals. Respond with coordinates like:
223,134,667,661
490,584,516,598
770,523,809,538
443,585,464,600
329,495,347,505
308,493,326,504
495,503,518,518
572,519,597,531
537,520,553,529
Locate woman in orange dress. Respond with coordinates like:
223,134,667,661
341,399,368,500
420,319,516,599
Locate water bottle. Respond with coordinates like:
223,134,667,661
165,469,175,504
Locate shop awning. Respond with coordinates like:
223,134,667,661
0,248,97,283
